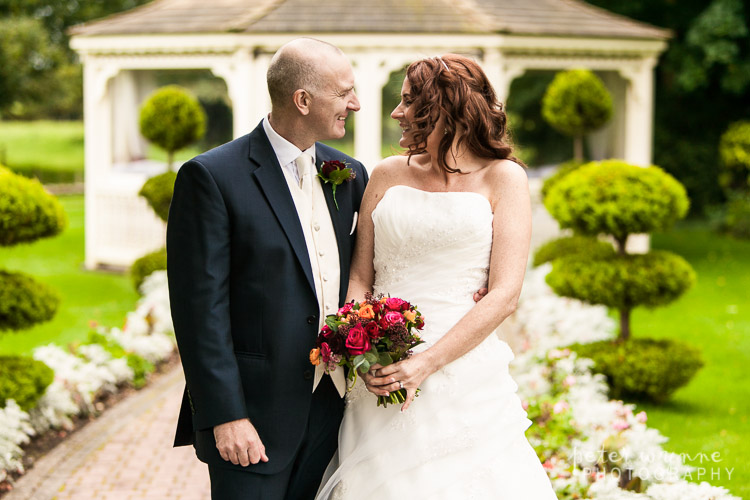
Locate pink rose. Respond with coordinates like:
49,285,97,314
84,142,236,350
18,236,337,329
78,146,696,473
345,324,371,355
320,342,332,363
384,310,405,325
338,303,354,316
364,321,380,340
385,297,405,311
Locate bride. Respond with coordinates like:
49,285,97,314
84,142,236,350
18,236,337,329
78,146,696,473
316,55,557,499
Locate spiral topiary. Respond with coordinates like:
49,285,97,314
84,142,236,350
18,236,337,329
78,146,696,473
0,356,54,411
541,69,613,161
532,235,615,267
0,271,60,331
544,160,689,251
139,171,176,222
139,85,206,171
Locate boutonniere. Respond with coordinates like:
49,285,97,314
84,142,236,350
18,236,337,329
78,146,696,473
318,160,356,210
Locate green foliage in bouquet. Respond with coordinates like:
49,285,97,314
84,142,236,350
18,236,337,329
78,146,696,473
570,339,703,403
0,271,60,331
85,331,154,388
541,69,613,160
0,165,66,246
546,252,695,311
0,355,54,411
139,171,176,222
139,85,206,171
131,248,167,294
540,159,585,201
533,235,615,267
543,159,701,401
544,160,689,251
0,166,65,335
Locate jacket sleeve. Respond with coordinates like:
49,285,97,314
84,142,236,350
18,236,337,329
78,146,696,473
167,159,247,431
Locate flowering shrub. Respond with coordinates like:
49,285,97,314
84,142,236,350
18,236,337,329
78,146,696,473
0,271,175,485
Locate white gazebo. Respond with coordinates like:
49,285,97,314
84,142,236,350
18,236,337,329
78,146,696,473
70,0,669,269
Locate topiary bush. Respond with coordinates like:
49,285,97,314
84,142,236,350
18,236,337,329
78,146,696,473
540,159,585,201
0,165,66,246
0,355,54,411
718,120,750,193
533,235,615,267
0,271,60,331
131,248,167,293
139,85,206,171
139,171,176,222
544,160,689,251
546,251,695,311
570,339,703,403
541,69,613,161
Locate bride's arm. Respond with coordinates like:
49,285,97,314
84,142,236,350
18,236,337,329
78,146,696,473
372,160,532,410
346,160,394,302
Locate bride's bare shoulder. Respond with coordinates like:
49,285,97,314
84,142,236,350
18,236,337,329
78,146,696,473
369,154,424,187
485,158,528,189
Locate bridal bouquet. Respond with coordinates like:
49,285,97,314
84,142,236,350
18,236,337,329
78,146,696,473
309,292,425,407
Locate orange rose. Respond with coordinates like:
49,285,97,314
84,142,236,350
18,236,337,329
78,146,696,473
403,310,417,322
309,347,321,366
380,297,387,304
358,304,375,319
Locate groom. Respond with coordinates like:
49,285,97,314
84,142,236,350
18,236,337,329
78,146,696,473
167,38,367,499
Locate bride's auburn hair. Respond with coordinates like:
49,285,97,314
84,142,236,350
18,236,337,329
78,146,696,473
403,54,522,173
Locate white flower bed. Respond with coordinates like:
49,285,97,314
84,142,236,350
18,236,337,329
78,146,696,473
510,265,739,499
0,271,174,479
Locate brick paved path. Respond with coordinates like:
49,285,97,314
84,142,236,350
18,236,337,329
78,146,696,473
6,366,210,500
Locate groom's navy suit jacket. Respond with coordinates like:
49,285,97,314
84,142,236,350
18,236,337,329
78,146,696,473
167,120,368,474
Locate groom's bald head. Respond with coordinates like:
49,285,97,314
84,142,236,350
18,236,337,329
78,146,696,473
267,38,346,110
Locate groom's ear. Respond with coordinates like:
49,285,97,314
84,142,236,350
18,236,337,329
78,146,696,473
292,89,311,116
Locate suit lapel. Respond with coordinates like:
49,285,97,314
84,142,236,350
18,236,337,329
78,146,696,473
316,150,350,302
249,125,316,297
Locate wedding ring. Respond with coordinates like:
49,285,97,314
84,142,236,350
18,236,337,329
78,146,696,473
398,381,404,390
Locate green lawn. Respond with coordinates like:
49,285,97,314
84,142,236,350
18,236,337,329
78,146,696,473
631,222,750,498
0,195,139,355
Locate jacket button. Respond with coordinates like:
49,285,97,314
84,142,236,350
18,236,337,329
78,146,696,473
307,315,316,325
303,370,313,380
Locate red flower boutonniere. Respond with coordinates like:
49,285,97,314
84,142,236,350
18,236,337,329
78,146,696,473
318,160,356,210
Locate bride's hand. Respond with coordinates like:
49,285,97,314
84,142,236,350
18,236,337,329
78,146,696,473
361,364,389,396
371,353,436,411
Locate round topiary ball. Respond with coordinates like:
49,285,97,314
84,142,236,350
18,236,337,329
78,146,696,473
139,85,206,170
540,159,585,201
533,235,615,267
570,338,703,403
0,166,67,246
541,69,613,138
718,120,750,192
544,160,690,245
0,270,60,331
546,250,695,311
139,171,177,222
131,247,167,294
0,355,54,411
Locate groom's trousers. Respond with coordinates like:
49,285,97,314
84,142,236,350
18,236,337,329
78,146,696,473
206,375,344,500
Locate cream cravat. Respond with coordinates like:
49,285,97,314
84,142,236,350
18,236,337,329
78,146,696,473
296,153,314,204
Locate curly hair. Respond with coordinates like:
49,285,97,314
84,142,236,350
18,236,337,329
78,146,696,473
403,54,522,173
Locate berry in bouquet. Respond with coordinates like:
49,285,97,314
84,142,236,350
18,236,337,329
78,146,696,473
309,292,424,407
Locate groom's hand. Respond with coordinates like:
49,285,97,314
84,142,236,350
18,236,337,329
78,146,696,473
214,418,269,467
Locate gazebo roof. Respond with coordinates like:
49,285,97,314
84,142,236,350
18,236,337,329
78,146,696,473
69,0,669,40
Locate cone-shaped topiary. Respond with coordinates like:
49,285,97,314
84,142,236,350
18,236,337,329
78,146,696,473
532,235,615,267
139,85,206,171
139,171,176,222
544,160,689,252
542,69,613,161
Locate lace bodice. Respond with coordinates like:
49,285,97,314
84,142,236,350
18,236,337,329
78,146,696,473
371,185,493,347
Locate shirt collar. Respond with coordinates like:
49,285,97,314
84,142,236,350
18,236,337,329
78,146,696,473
263,115,316,168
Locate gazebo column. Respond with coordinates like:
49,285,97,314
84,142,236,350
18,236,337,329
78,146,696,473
483,49,525,105
352,55,391,170
82,58,119,269
112,70,151,163
621,58,656,167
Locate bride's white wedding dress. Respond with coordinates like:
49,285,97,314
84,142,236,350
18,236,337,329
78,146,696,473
316,185,557,499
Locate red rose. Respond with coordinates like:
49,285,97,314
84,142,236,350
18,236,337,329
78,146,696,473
379,317,389,330
338,302,354,316
400,301,411,312
364,321,380,340
384,310,405,325
345,324,371,355
320,342,332,363
385,297,405,311
321,324,334,339
322,160,346,176
372,302,382,314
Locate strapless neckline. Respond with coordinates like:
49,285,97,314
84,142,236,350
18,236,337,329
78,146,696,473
375,185,493,216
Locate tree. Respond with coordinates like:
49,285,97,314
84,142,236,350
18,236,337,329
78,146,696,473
541,69,613,161
139,86,206,172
